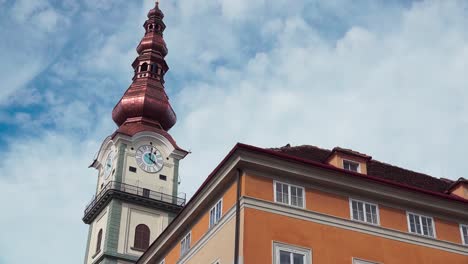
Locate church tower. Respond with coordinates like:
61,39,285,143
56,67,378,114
82,2,188,263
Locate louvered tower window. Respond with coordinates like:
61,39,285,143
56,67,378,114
134,224,151,250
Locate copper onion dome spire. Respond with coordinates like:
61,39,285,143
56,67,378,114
112,1,176,133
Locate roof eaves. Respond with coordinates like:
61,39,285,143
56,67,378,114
236,143,468,204
137,143,241,263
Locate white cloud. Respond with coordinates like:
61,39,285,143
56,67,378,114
0,132,100,263
0,0,70,103
2,1,468,263
172,0,468,196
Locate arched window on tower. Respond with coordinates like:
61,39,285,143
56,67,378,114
134,224,150,250
140,63,149,72
95,229,103,254
152,64,158,73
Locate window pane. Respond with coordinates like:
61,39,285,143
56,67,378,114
276,182,283,203
283,184,289,204
291,187,297,197
293,253,304,264
463,226,468,244
290,186,303,207
210,208,215,226
276,183,290,204
216,205,221,220
370,205,378,224
415,216,422,234
352,201,359,220
409,214,416,233
279,250,291,264
344,160,359,172
365,204,372,223
425,217,434,237
357,202,365,221
409,214,423,235
421,217,429,236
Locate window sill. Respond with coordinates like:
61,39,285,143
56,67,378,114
91,249,101,259
131,246,147,252
408,232,436,239
351,219,380,226
275,201,305,209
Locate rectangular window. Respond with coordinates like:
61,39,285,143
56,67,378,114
209,199,223,228
343,160,360,172
353,258,379,264
407,212,435,238
350,199,379,225
461,224,468,245
180,232,191,256
129,166,137,172
273,242,311,264
274,181,305,208
142,188,150,198
159,174,167,181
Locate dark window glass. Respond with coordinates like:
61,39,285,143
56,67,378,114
96,229,103,253
343,160,360,172
134,224,150,250
140,63,149,72
129,166,137,173
159,174,167,181
280,250,291,264
293,253,304,264
143,188,150,198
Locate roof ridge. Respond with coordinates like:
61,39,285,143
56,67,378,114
270,144,332,152
272,144,453,187
368,159,451,183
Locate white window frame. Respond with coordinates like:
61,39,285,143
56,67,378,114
273,242,312,264
349,198,380,226
273,180,306,209
209,199,223,228
460,224,468,245
406,212,436,238
343,159,361,173
352,258,380,264
180,232,191,256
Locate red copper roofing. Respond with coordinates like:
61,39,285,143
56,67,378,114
112,120,188,154
112,1,175,132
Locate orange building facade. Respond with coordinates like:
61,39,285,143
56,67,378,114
137,144,468,264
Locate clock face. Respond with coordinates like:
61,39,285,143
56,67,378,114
104,150,114,179
135,145,164,173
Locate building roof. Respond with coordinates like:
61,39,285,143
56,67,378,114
138,142,468,263
271,144,453,194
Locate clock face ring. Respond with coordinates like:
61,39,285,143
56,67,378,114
104,150,114,179
136,145,164,173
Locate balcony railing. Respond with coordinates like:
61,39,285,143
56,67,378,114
84,181,186,216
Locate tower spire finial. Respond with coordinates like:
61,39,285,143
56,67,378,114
112,0,174,132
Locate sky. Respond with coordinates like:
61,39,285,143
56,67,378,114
0,0,468,263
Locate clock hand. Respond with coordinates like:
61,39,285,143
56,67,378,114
148,153,157,164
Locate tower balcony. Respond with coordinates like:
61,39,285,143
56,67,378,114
83,181,186,224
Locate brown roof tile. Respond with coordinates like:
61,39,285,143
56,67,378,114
270,144,453,194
